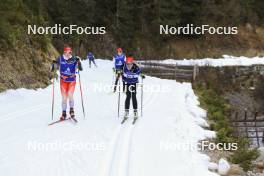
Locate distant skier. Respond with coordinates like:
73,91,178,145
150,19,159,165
113,48,126,92
121,57,145,124
87,52,97,68
51,46,83,121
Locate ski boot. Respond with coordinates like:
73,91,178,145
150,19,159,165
132,109,138,124
113,87,116,93
69,108,75,117
69,108,78,123
121,110,129,124
60,111,67,121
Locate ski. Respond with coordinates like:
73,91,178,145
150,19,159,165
132,117,138,125
70,115,78,123
121,117,128,124
107,91,115,95
48,117,71,126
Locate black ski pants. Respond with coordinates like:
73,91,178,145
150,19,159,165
124,83,137,110
89,59,97,68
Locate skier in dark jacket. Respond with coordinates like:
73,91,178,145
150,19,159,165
87,52,97,68
122,57,145,123
113,48,126,92
51,46,83,120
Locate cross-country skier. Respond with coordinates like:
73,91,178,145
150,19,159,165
51,46,83,121
122,57,145,123
87,52,97,68
113,48,126,92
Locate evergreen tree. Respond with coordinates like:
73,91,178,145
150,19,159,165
115,0,137,48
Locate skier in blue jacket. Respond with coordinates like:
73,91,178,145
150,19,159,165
87,52,97,68
122,56,145,122
51,46,83,120
113,48,126,92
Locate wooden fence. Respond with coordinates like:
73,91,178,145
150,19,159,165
139,61,264,147
230,110,264,147
139,61,264,83
139,61,198,82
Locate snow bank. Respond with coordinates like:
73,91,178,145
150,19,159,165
144,55,264,67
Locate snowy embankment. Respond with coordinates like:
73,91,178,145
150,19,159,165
0,59,216,176
144,55,264,66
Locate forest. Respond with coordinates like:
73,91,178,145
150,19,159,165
1,0,264,56
1,0,264,91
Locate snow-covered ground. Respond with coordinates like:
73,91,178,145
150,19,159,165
143,55,264,66
0,59,216,176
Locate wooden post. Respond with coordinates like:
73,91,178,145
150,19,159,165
174,64,177,81
149,61,152,75
193,65,197,82
262,131,264,143
235,111,238,121
254,112,258,120
244,109,248,138
254,112,260,147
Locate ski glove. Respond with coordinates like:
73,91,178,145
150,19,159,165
51,60,58,72
76,57,83,71
77,61,83,71
116,70,122,74
140,73,146,79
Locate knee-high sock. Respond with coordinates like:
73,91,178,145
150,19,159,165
68,82,76,109
62,96,67,111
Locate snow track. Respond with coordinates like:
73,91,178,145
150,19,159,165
0,59,217,176
103,124,134,176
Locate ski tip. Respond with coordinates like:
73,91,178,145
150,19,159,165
107,91,115,95
48,117,71,126
69,116,78,123
121,117,128,124
132,118,138,125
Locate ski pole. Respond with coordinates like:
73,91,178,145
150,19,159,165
51,71,55,121
78,71,86,119
112,71,115,85
141,78,143,117
117,77,121,118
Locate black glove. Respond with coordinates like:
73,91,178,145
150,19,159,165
78,61,83,71
51,60,58,72
74,56,82,71
78,63,83,71
76,56,81,61
141,74,146,79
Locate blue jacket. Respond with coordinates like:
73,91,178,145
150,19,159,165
57,55,78,82
87,53,95,60
113,53,126,70
122,63,141,84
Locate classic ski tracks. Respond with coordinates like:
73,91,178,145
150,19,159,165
103,122,135,176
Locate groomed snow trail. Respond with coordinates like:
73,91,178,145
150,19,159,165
0,59,216,176
102,124,134,176
145,55,264,66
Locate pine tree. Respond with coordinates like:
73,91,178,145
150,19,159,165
115,0,137,48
